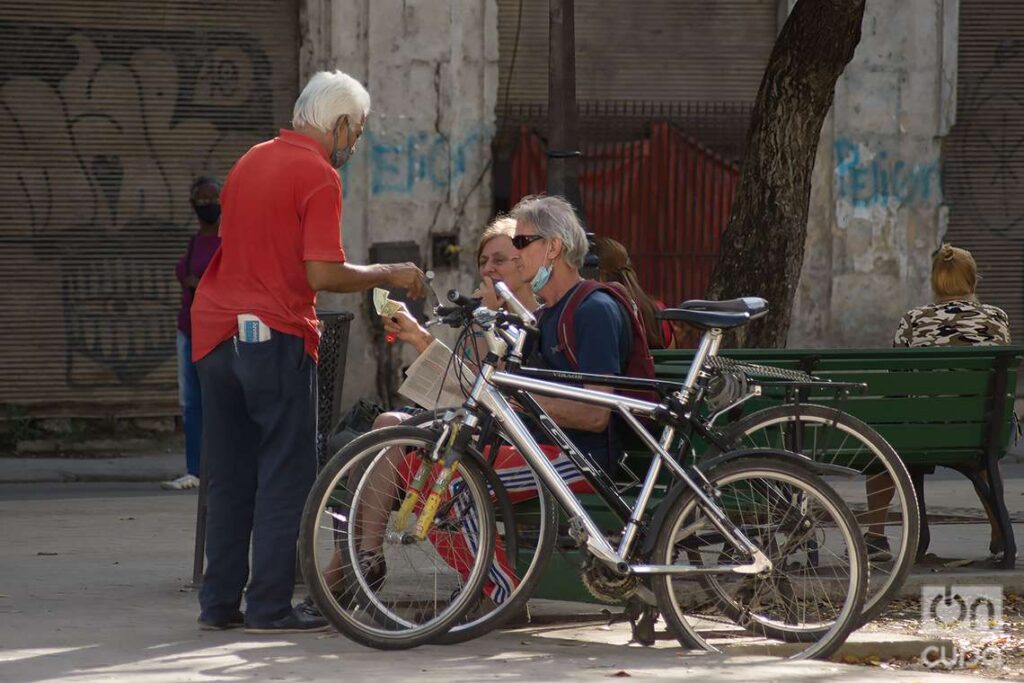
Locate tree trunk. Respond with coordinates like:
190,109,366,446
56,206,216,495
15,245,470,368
706,0,866,347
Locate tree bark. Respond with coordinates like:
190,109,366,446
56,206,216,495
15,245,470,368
706,0,866,347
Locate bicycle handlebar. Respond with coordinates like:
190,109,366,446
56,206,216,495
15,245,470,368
493,281,536,327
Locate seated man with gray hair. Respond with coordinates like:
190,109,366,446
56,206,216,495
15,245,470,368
510,195,654,472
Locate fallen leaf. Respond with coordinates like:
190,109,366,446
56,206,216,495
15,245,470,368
943,558,974,568
608,673,632,678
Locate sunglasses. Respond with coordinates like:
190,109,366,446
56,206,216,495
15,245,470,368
511,234,545,250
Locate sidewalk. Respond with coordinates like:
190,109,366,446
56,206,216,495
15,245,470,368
1,453,1022,575
0,482,1003,683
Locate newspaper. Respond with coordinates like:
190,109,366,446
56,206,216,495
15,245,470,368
398,339,471,410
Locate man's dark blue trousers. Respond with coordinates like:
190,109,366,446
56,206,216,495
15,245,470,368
196,332,317,625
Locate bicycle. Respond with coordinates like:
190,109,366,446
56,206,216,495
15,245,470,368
411,311,919,636
300,286,868,658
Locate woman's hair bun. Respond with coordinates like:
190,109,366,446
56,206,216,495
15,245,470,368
940,243,955,262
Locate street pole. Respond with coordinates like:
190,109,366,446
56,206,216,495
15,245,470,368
548,0,598,276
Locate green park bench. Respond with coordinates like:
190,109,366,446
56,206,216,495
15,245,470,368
526,345,1023,602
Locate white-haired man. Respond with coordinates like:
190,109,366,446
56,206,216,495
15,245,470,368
191,70,424,633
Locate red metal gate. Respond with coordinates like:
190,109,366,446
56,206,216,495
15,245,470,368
510,122,739,307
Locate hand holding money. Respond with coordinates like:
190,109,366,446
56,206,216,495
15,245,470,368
374,288,432,351
373,288,402,342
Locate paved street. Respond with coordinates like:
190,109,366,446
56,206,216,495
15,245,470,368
0,482,1012,682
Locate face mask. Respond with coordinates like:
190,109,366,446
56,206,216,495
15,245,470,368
530,261,553,293
194,203,221,224
330,118,357,168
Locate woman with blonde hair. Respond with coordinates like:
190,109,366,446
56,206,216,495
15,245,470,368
594,237,674,349
864,243,1010,563
894,243,1010,347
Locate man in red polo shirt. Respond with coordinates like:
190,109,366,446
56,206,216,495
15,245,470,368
191,70,424,633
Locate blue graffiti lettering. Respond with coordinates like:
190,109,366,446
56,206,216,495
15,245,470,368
833,138,940,207
341,124,492,199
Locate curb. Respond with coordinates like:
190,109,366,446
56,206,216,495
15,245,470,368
0,471,179,484
0,454,182,485
900,568,1024,595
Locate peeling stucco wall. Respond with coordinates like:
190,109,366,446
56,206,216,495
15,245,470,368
788,0,958,348
301,0,498,409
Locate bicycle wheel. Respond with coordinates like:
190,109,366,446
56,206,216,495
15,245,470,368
702,404,918,624
403,411,559,644
652,454,868,660
299,426,495,649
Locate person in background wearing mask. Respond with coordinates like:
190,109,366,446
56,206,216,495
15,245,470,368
190,70,424,633
163,177,222,491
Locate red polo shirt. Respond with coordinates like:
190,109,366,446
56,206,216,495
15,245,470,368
191,129,345,363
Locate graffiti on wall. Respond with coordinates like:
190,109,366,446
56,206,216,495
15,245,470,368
834,138,941,208
0,20,279,386
340,124,492,198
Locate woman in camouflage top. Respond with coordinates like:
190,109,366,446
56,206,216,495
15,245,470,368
865,244,1011,562
894,244,1010,346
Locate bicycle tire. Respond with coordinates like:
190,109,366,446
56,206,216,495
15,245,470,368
403,411,559,644
299,426,495,650
702,404,919,624
652,454,868,660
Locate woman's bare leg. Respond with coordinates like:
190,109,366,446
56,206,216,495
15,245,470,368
864,471,895,537
355,412,411,554
323,411,411,590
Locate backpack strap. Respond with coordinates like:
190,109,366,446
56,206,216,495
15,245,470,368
557,281,641,371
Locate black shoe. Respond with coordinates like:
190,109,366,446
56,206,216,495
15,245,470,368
244,605,330,633
864,533,892,562
198,609,245,631
298,595,324,619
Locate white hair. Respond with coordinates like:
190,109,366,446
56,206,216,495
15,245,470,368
292,70,371,132
511,195,589,269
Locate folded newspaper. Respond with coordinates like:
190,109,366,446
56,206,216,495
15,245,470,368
398,339,472,410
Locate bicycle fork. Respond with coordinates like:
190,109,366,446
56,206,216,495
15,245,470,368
391,421,464,541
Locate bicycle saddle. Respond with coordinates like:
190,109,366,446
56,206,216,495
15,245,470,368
656,297,769,330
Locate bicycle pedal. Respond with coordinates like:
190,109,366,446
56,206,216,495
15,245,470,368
629,604,657,647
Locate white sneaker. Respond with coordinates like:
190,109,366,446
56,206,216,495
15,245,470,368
162,474,200,491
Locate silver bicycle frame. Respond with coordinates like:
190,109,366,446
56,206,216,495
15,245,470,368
460,318,771,575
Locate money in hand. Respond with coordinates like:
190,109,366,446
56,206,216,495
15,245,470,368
373,288,401,318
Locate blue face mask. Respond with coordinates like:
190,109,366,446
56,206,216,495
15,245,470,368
530,261,553,293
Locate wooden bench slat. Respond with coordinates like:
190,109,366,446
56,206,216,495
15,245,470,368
807,370,993,396
809,396,989,422
653,346,1024,361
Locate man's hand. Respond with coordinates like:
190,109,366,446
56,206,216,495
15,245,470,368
385,263,426,299
306,260,425,296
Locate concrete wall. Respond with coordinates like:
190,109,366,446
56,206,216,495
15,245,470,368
300,0,499,409
788,0,958,348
